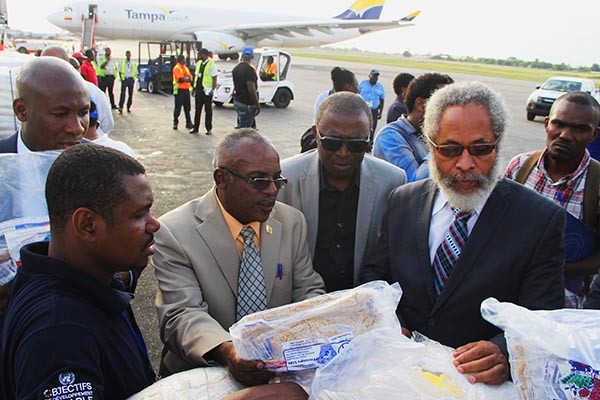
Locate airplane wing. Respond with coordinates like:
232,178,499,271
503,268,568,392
194,11,420,42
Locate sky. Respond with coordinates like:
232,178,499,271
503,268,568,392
6,0,600,67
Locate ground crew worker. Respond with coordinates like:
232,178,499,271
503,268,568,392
118,50,137,114
190,48,218,135
262,56,277,81
97,47,118,109
172,54,194,130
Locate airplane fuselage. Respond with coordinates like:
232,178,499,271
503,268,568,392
50,3,366,50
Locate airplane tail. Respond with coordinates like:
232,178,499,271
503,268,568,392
334,0,385,20
400,10,421,22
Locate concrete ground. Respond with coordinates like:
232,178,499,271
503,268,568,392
111,55,547,370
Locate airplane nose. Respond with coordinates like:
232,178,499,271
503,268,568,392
47,11,63,27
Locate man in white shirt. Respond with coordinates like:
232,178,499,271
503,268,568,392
361,81,566,386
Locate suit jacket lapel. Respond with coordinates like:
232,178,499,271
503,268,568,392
194,189,240,295
432,181,510,313
260,210,282,301
418,181,438,306
355,161,377,282
298,152,320,256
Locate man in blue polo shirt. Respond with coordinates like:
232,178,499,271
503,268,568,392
1,145,159,399
358,69,385,140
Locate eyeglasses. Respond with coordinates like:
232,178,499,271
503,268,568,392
220,166,288,190
427,136,499,158
316,129,370,153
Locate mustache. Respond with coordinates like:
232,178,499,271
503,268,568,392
142,235,155,250
443,171,487,186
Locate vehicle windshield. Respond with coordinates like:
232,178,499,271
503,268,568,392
541,79,581,92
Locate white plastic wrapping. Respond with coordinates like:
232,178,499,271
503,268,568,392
309,328,517,400
229,281,402,372
481,297,600,399
128,367,244,400
0,152,58,283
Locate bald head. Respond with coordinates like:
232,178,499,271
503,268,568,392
40,45,69,61
14,57,90,151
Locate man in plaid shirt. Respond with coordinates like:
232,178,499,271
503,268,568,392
505,91,600,307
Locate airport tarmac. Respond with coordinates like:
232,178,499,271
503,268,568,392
112,54,547,370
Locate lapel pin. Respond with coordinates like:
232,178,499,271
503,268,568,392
266,225,273,234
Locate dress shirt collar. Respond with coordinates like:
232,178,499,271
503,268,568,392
214,190,261,243
16,128,33,154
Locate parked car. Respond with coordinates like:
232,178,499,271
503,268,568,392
525,76,599,121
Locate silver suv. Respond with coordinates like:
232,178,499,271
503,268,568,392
525,76,598,121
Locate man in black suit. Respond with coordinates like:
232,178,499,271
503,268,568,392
0,57,89,154
361,81,565,385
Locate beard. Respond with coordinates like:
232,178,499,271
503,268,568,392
429,154,502,212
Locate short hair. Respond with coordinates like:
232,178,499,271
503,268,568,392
46,144,145,231
330,67,356,92
213,128,274,169
177,54,185,63
423,81,510,143
68,56,80,69
315,91,372,128
551,91,600,126
40,45,69,61
392,72,414,96
84,49,94,59
199,48,209,55
405,73,454,113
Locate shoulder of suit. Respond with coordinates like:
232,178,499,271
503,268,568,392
273,201,304,222
362,155,407,181
158,196,204,226
281,151,317,176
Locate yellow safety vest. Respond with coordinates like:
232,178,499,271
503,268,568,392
96,55,117,77
193,58,215,89
119,59,138,81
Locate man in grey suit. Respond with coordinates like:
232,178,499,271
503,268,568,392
152,129,325,387
361,82,565,385
278,92,406,292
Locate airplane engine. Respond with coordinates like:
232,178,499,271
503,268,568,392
193,31,246,55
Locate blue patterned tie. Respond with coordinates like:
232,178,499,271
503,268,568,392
432,209,472,297
236,226,268,321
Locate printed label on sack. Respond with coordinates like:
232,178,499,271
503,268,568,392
282,332,353,371
545,359,600,399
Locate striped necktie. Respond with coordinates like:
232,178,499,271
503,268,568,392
432,209,472,297
236,226,268,321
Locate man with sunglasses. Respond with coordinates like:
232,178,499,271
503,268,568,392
152,129,324,386
361,82,565,385
279,92,406,292
505,92,600,308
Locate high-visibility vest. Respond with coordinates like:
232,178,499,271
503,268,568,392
96,55,117,77
265,62,277,81
193,58,215,90
119,59,138,81
172,63,192,94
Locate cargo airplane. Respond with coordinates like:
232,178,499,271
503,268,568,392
48,0,420,58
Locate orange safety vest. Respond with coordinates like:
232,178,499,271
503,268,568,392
172,63,192,91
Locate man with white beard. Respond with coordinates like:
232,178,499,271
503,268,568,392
360,81,565,386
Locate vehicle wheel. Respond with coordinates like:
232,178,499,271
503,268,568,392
218,54,228,60
273,88,292,108
229,53,239,61
148,80,157,94
526,111,536,121
213,101,224,107
18,47,28,54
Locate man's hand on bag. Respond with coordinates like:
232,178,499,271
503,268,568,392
209,341,274,386
222,383,308,400
453,340,509,385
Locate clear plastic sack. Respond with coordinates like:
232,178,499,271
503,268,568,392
229,280,402,372
309,328,517,400
0,152,58,283
481,297,600,399
128,367,244,399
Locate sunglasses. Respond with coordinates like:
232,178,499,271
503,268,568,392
316,129,370,153
427,136,499,158
220,166,288,190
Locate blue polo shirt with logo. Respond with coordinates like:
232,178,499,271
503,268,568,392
0,241,155,399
